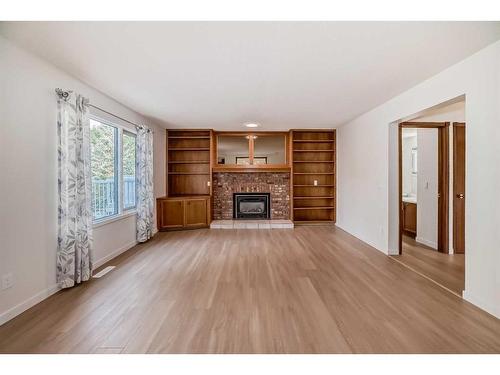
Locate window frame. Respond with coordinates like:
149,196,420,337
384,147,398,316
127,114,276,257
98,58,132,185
89,115,137,226
122,129,137,211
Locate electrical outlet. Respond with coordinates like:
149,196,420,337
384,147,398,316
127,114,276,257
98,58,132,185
1,273,14,290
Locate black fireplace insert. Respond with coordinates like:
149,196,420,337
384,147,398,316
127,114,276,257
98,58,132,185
233,193,270,219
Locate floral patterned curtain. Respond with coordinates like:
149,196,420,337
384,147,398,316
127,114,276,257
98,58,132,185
136,125,154,242
56,89,93,288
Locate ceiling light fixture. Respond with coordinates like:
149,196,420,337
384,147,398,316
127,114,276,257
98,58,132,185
245,123,259,128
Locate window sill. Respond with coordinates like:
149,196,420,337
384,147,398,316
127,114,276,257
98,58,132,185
93,210,137,229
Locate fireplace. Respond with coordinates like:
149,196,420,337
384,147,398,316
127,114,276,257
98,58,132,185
233,193,270,219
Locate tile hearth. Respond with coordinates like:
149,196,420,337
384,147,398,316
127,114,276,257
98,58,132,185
210,219,294,229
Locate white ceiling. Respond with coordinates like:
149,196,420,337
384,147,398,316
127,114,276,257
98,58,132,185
1,22,499,130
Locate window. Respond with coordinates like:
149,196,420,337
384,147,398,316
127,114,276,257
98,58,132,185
122,131,136,210
90,117,137,222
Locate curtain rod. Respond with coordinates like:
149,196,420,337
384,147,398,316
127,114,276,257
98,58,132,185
88,103,140,128
55,88,152,132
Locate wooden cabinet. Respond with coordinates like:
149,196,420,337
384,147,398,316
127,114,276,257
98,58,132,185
157,196,210,231
402,202,417,237
291,130,336,224
167,130,212,196
158,198,185,230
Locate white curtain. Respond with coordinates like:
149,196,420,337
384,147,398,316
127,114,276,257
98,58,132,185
56,89,93,288
136,125,154,242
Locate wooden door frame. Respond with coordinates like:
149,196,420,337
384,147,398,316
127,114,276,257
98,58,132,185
398,122,450,254
453,122,466,254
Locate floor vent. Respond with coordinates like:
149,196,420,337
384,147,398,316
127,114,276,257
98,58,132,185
93,266,116,279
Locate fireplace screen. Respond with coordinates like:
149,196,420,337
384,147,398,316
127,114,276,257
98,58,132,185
233,193,270,219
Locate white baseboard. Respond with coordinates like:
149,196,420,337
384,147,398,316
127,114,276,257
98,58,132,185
94,227,158,269
93,239,138,269
415,236,437,250
463,290,500,319
0,284,60,326
335,222,389,255
0,236,147,327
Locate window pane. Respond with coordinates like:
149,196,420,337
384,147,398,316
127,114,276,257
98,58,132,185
90,119,118,221
123,131,136,210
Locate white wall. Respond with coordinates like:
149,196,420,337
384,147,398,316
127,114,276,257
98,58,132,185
402,132,417,196
337,40,500,318
416,129,438,249
0,36,166,325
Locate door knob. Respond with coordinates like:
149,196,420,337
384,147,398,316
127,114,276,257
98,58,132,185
457,193,464,199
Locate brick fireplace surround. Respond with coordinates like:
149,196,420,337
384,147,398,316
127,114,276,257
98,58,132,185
212,172,290,220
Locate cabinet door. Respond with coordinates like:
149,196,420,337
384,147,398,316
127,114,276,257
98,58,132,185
158,199,184,230
185,198,208,228
403,202,417,234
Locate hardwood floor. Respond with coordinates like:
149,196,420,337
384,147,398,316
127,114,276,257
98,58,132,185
397,235,465,296
0,227,499,353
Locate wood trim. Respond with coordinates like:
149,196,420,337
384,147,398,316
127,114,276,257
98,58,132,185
289,130,294,220
437,124,450,253
398,125,403,254
400,122,450,128
249,134,255,165
453,122,466,254
165,129,169,197
209,129,214,196
212,165,290,173
332,129,337,222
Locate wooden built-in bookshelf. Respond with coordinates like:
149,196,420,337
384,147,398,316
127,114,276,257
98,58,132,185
166,130,213,196
291,130,336,224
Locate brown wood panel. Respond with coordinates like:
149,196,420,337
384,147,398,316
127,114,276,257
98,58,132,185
437,124,450,253
184,198,210,228
168,138,210,149
167,150,210,162
168,163,210,174
402,202,417,237
291,131,335,141
292,151,334,162
157,199,184,230
453,123,466,254
293,142,335,151
167,130,211,137
293,174,334,186
168,175,210,196
1,227,499,353
294,197,335,208
293,162,334,173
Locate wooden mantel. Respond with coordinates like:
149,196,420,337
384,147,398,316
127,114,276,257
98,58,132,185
212,165,291,173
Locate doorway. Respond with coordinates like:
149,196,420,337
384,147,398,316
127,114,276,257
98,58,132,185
392,100,467,296
398,122,450,255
